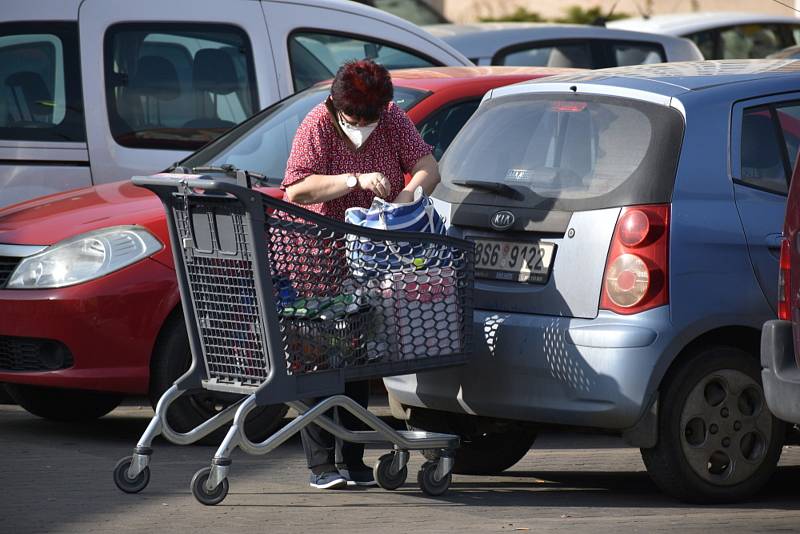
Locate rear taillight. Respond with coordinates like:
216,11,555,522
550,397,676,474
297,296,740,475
778,237,791,321
600,205,669,315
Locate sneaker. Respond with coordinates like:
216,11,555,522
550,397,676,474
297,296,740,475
309,471,347,489
338,466,377,487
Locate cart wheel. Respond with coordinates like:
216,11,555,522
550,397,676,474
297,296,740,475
190,467,229,506
113,456,150,494
417,460,451,497
374,453,408,490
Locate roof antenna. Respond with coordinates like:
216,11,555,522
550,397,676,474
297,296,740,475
769,0,800,14
592,0,621,26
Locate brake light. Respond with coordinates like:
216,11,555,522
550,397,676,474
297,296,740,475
778,237,791,320
600,205,669,315
551,101,587,112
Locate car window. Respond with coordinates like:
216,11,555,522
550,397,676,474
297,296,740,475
181,84,428,180
611,42,665,66
288,31,437,92
105,24,257,151
720,24,784,59
496,42,594,68
362,0,447,26
739,106,789,194
775,103,800,173
687,30,717,59
418,99,480,160
0,22,84,142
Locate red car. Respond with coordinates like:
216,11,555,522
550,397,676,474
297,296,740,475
0,66,571,435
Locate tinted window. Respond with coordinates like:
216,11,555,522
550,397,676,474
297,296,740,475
359,0,446,25
418,99,480,160
739,104,800,195
497,42,593,68
181,84,428,180
687,30,716,59
440,95,685,210
105,24,257,151
720,24,784,59
0,22,84,142
612,42,665,66
289,31,437,91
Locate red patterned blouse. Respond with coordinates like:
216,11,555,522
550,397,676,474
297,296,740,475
282,99,432,221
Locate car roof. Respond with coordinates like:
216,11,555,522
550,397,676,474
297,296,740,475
491,59,800,100
424,22,691,58
608,11,800,36
388,65,577,90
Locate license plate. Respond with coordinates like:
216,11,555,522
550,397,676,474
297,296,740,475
472,239,556,283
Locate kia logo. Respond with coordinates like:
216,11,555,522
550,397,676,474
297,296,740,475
490,210,515,231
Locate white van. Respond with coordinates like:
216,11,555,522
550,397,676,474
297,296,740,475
0,0,469,208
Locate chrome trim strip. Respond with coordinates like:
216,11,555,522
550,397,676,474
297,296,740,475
0,244,48,257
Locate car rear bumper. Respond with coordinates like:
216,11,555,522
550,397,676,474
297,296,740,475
0,258,178,394
384,306,671,430
761,319,800,424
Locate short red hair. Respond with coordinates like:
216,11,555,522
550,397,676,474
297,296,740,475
331,59,393,121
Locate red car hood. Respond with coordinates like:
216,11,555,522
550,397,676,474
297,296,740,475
0,180,166,246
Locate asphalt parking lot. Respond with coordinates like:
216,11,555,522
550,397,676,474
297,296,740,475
2,401,799,534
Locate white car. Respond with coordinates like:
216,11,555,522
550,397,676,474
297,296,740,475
609,11,800,60
0,0,470,209
424,22,703,67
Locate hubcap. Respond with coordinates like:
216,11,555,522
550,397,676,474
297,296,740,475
680,369,772,485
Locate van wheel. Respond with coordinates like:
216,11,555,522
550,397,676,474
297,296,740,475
410,410,536,475
149,318,288,444
5,384,123,421
641,346,785,503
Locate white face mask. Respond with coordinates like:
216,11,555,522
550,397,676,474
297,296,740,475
338,112,378,149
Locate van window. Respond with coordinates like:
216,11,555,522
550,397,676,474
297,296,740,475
440,94,685,210
105,24,257,151
739,104,800,195
496,42,594,68
289,31,437,91
0,22,85,142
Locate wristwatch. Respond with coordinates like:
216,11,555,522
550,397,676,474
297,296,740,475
346,173,359,189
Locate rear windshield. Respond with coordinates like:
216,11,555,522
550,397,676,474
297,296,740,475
439,93,685,210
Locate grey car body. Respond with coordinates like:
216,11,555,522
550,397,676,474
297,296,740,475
424,23,704,68
385,60,800,501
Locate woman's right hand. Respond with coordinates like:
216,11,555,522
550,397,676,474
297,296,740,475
357,172,390,199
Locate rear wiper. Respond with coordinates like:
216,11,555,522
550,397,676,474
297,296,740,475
170,163,279,187
450,179,524,200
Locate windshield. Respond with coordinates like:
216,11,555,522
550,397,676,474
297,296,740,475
180,84,429,183
439,94,685,209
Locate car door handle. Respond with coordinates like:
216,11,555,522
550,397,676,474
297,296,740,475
766,234,783,250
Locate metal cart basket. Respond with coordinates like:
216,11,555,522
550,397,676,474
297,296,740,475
113,172,474,504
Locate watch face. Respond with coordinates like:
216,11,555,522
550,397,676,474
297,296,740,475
347,174,357,188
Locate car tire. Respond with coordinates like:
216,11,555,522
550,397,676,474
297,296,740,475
149,315,288,444
641,345,785,503
410,410,537,475
5,383,123,421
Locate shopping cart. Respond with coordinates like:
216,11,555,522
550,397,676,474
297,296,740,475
113,171,474,505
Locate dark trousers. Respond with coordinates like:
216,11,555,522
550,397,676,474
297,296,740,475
301,379,370,471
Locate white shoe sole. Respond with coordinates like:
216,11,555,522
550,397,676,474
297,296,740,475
310,478,347,489
346,479,378,487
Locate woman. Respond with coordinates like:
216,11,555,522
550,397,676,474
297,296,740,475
282,59,440,490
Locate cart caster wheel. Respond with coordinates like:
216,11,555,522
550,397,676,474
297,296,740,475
417,460,451,497
374,453,408,490
191,467,229,506
113,456,150,494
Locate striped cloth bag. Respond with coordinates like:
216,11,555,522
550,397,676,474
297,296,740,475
344,187,445,279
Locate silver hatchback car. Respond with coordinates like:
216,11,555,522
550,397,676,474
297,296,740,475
385,60,800,503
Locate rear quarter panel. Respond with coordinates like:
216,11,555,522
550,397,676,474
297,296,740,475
649,90,773,396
